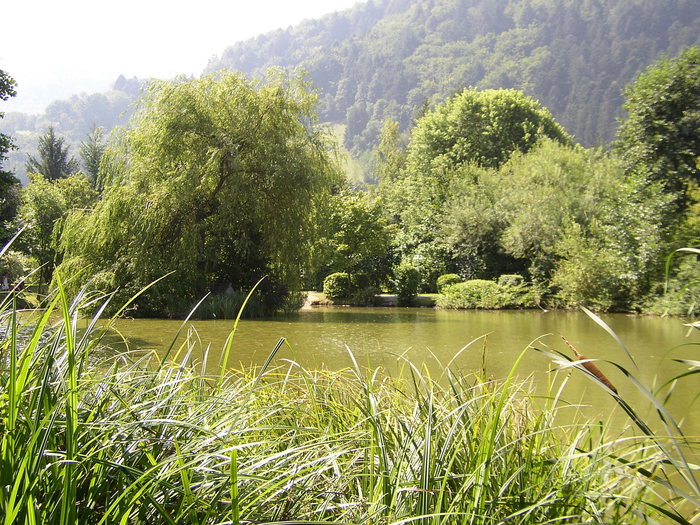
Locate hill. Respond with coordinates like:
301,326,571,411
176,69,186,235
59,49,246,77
2,0,699,183
206,0,700,152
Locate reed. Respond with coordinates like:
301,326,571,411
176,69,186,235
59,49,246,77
532,306,700,524
0,281,688,524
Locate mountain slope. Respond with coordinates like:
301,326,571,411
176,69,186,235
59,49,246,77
206,0,700,151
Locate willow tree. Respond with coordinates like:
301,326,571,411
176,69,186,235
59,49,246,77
58,71,341,316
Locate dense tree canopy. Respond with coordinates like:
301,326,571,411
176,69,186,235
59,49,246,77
0,69,19,244
405,88,571,172
377,88,571,288
57,71,341,316
617,46,700,202
17,173,97,288
0,70,17,176
440,140,671,309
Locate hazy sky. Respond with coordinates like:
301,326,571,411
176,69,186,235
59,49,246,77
1,0,363,114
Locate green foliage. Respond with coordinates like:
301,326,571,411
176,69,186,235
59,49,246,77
649,248,700,316
436,273,461,292
0,69,20,245
533,310,700,523
346,284,379,306
380,90,570,294
552,225,637,311
0,69,16,175
57,71,340,316
617,46,700,203
0,250,32,283
17,173,97,287
439,139,672,308
497,273,524,287
437,277,533,309
391,259,421,305
373,119,407,183
193,292,268,320
206,0,700,152
438,279,501,309
2,286,672,523
310,190,393,289
79,126,106,186
406,88,571,173
323,272,353,299
25,126,79,181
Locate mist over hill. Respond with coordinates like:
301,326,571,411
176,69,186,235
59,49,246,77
2,0,699,182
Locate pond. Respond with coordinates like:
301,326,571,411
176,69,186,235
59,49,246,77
112,306,699,435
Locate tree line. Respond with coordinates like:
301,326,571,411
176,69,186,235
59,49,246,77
0,46,698,317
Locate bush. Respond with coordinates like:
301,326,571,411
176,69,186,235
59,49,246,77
437,280,502,309
498,274,524,287
436,273,462,292
438,278,536,310
350,273,371,291
391,261,421,306
0,250,34,285
323,272,353,299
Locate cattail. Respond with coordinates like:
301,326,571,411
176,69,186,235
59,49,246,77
561,336,618,395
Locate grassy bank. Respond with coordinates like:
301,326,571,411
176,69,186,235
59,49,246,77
0,285,697,524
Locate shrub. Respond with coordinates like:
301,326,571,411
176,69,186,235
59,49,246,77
281,290,307,313
437,279,502,309
0,250,33,283
436,273,462,292
391,260,421,306
438,278,536,310
323,272,353,299
497,274,524,287
350,273,371,291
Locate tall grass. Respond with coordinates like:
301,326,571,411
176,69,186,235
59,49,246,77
0,280,690,523
532,306,700,524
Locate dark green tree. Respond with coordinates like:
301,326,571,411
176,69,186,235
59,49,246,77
617,46,700,203
0,69,20,244
26,126,79,181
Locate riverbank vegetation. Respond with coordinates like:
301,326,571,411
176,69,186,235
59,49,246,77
1,281,698,524
1,47,699,318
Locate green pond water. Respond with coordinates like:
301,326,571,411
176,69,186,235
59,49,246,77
112,306,699,435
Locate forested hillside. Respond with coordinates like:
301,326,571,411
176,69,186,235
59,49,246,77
207,0,700,152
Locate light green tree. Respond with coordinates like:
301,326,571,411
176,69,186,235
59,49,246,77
0,69,20,245
441,139,672,309
79,126,107,187
617,46,700,204
380,88,572,288
17,173,97,288
57,71,341,316
309,190,393,289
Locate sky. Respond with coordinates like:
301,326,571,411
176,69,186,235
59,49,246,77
1,0,363,114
